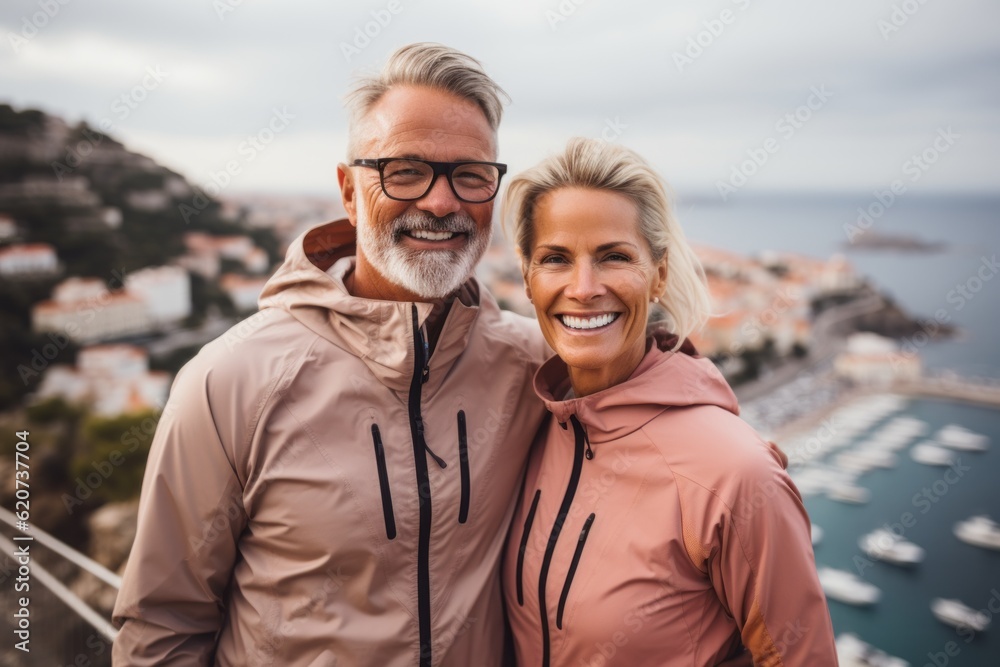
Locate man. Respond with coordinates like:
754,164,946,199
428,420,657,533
112,43,550,666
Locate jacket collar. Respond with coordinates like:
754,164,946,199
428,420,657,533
259,219,483,394
532,330,740,445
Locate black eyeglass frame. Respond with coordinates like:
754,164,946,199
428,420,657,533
352,158,508,203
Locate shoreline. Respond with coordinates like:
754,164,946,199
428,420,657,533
767,375,1000,445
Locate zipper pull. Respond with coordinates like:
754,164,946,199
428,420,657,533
415,417,447,469
420,323,430,384
582,422,594,460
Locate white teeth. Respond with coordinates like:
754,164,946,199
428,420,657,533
560,313,619,330
410,230,456,241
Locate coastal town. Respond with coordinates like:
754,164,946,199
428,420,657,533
1,105,997,667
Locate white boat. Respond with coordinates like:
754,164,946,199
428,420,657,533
818,567,881,606
849,447,898,468
954,515,1000,551
858,529,924,565
936,424,989,452
931,598,991,632
828,483,872,505
811,525,824,546
910,443,956,466
836,633,910,667
836,452,879,473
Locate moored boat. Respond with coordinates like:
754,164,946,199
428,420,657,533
954,515,1000,551
936,424,989,452
931,598,990,632
818,567,881,606
836,633,910,667
858,529,924,565
910,442,956,466
828,483,872,505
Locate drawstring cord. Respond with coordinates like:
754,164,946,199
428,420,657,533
564,416,595,460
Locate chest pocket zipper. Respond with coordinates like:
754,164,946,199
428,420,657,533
457,410,470,524
556,513,596,629
371,424,396,540
516,489,542,605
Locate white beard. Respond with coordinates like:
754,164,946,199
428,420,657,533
355,198,491,300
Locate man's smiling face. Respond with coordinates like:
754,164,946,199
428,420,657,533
339,84,497,302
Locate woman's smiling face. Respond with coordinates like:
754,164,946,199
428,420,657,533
525,187,667,396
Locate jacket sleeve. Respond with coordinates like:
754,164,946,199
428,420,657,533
112,356,247,666
708,440,838,666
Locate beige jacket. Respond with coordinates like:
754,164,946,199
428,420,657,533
504,332,837,666
112,220,550,666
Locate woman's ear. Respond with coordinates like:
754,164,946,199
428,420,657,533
518,253,532,301
651,255,668,302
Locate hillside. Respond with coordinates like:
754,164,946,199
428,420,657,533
0,103,280,409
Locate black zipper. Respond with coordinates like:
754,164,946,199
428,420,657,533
516,489,541,606
457,410,470,524
538,415,587,667
556,513,595,629
371,424,396,540
408,305,433,667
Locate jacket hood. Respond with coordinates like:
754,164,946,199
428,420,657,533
533,328,739,444
258,218,482,392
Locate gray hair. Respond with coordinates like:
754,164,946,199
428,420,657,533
502,137,711,349
344,42,509,159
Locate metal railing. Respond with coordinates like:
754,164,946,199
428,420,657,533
0,505,119,664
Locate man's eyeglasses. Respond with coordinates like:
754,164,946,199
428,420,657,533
352,158,507,204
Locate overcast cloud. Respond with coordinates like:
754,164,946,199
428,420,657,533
1,0,998,199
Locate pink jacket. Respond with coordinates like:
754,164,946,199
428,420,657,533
503,332,837,666
112,220,550,666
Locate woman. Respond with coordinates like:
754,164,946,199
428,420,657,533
501,138,837,666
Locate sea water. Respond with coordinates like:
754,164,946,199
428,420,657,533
681,193,1000,665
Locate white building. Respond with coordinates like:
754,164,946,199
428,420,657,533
243,247,269,273
36,345,170,417
53,277,107,303
220,274,268,312
101,207,122,229
0,214,17,239
126,189,170,211
126,265,192,324
215,235,255,260
834,333,921,385
33,277,153,343
0,243,58,275
175,252,220,279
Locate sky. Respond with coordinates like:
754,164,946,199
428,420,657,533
1,0,998,201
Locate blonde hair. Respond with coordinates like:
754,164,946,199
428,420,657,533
344,42,509,159
502,137,710,348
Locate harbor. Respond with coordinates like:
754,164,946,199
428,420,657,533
793,396,1000,665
